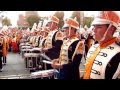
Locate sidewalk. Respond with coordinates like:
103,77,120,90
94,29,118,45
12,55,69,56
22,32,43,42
0,52,31,79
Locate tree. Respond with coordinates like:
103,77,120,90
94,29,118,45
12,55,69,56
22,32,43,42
70,11,81,26
25,15,41,28
53,11,64,29
2,17,12,26
84,16,94,28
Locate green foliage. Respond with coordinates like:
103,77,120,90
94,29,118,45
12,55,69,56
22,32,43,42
70,11,81,26
84,16,94,28
54,11,64,29
2,17,12,26
26,15,41,28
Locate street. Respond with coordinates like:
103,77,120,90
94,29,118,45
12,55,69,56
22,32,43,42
0,52,85,79
0,52,31,79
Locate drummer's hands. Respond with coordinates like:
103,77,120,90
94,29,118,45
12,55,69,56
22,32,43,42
42,48,48,52
30,44,33,48
51,59,62,69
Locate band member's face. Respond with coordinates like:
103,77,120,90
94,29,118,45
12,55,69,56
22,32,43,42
31,33,34,36
68,28,76,37
38,31,41,35
92,24,108,42
40,31,44,36
48,22,57,30
63,27,69,38
43,32,48,37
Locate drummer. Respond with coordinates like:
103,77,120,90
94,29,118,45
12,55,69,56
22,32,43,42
51,18,85,79
41,15,63,70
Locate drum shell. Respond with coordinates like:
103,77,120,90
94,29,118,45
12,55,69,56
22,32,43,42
24,54,41,70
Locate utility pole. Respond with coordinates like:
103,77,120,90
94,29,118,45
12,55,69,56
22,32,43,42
80,11,84,28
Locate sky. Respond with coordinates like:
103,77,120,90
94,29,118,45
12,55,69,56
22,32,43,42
0,11,99,27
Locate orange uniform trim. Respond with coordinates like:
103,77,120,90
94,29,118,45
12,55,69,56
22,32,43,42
2,37,7,57
83,37,117,79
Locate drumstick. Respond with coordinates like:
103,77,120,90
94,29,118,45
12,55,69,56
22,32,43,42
31,48,42,52
43,60,52,64
40,54,51,61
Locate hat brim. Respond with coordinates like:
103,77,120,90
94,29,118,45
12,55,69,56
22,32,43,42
91,18,111,26
47,20,58,24
62,26,79,30
47,20,52,23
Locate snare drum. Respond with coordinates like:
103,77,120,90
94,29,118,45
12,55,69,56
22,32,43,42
31,69,59,79
21,48,33,58
24,53,41,70
19,43,25,47
30,48,42,53
21,46,32,49
32,48,42,51
20,43,30,50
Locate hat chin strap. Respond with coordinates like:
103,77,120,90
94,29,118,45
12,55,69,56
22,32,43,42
50,22,53,30
99,24,112,43
68,25,71,38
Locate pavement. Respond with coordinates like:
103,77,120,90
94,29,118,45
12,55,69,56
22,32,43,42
0,52,31,79
0,52,85,79
2,52,119,79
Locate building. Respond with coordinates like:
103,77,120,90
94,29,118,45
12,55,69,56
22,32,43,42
17,14,28,29
25,11,39,18
17,11,39,29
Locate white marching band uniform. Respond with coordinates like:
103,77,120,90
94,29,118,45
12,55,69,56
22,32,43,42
86,43,120,79
45,30,58,49
60,37,79,64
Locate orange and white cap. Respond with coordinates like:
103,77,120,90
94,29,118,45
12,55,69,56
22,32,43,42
63,18,79,30
48,15,59,24
91,11,120,29
41,27,50,33
0,31,4,36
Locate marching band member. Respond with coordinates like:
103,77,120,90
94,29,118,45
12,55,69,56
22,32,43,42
8,34,12,52
38,27,50,49
42,15,63,69
86,26,95,50
11,34,19,52
0,33,4,71
29,27,50,71
23,23,49,71
16,32,22,52
84,26,95,58
51,18,85,79
2,34,7,65
83,11,120,79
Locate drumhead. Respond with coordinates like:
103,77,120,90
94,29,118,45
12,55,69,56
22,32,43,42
24,53,40,57
31,69,58,78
